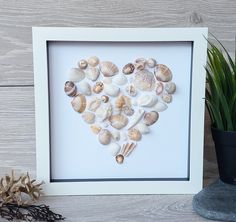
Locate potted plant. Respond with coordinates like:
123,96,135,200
205,36,236,185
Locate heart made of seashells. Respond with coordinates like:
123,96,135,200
64,56,176,164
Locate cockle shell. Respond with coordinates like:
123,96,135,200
135,58,146,64
107,143,121,156
93,82,104,94
85,67,100,81
127,109,145,129
82,111,95,124
99,61,119,77
90,125,101,134
162,93,172,103
143,111,159,126
109,114,128,130
98,129,111,145
122,63,135,75
116,154,124,164
101,95,109,103
135,122,150,134
154,102,168,112
78,59,88,69
68,68,85,82
87,56,99,67
128,128,142,141
146,58,157,68
96,103,113,121
78,81,91,96
134,69,156,91
155,64,172,82
88,98,101,112
71,94,86,113
64,81,77,97
113,74,128,85
125,85,137,97
103,83,120,97
111,131,120,141
156,82,164,95
136,94,158,107
165,82,176,94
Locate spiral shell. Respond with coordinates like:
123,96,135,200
98,129,111,145
64,81,77,97
122,63,135,75
155,64,172,82
93,82,104,94
143,111,159,126
134,69,156,91
82,111,95,124
165,82,176,94
78,59,88,69
109,114,128,129
71,94,86,113
99,61,119,77
68,68,85,82
128,128,142,141
87,56,99,67
85,67,100,81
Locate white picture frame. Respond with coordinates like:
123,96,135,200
33,27,208,195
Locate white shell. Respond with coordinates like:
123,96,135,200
99,61,119,77
85,67,100,81
125,85,137,97
103,77,112,84
88,98,101,112
113,74,127,85
120,131,128,142
136,94,158,107
107,143,121,156
134,69,156,91
111,131,120,141
165,82,176,94
77,81,91,95
154,102,168,112
109,114,128,130
68,68,85,82
146,58,157,68
82,111,95,124
104,83,120,97
96,103,113,121
98,129,111,145
135,122,150,134
127,109,145,129
162,93,172,103
87,56,99,67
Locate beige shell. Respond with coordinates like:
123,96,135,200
101,95,109,103
136,94,158,107
162,93,172,103
116,154,124,164
165,82,176,94
99,61,119,77
87,98,101,112
78,81,91,96
113,74,128,85
146,58,157,68
82,111,95,124
122,63,135,75
90,125,101,134
64,81,77,97
71,94,86,113
87,56,99,67
93,82,104,94
85,67,100,81
96,103,113,121
143,111,159,126
109,114,128,130
115,95,131,109
155,64,172,82
128,128,142,141
103,83,120,97
68,68,85,82
125,85,137,97
122,105,134,116
78,59,88,69
107,143,121,156
156,82,164,95
154,102,168,112
135,58,146,64
98,129,111,145
135,122,150,134
134,69,156,91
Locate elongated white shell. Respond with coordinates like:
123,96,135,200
103,83,120,97
135,122,150,134
127,109,145,129
85,67,100,81
134,69,156,91
113,74,128,85
107,143,121,156
99,61,119,77
136,94,158,107
154,102,168,112
68,68,85,82
77,81,91,95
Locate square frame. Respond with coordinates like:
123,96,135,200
33,27,208,195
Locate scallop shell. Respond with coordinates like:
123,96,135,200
143,111,159,126
85,67,100,81
122,63,135,75
109,114,128,130
87,56,99,67
99,61,119,77
96,103,113,121
107,143,121,156
135,122,150,134
103,83,120,97
68,68,85,82
162,93,172,103
113,74,127,85
90,125,101,134
128,128,142,141
111,131,120,141
71,94,86,113
154,102,168,112
88,98,101,112
116,154,124,164
64,81,77,97
98,129,111,145
156,82,164,95
165,82,176,94
93,82,104,94
125,85,137,97
134,69,156,91
82,111,95,124
78,81,91,96
155,64,172,82
136,94,158,107
127,109,145,129
78,59,88,69
146,58,157,68
101,95,109,103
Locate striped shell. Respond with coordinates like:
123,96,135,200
99,61,119,77
71,94,86,113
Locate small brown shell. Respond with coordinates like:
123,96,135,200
99,61,119,77
87,56,99,67
128,128,142,141
115,95,131,109
122,63,135,75
162,93,172,103
143,111,159,126
90,125,101,134
64,81,77,97
93,82,104,94
109,114,128,130
155,64,172,82
125,85,137,97
98,129,111,145
78,59,88,69
71,94,86,113
116,154,124,164
101,95,109,103
82,111,95,124
165,82,176,94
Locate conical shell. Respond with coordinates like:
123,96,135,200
99,61,119,77
136,94,158,107
113,74,127,85
155,64,172,82
98,129,111,145
93,82,104,94
104,83,120,97
71,94,86,113
109,114,128,129
122,63,135,75
64,81,77,97
135,122,150,134
68,68,85,82
154,102,168,112
87,56,99,67
78,81,91,95
88,98,101,112
165,82,176,94
107,143,121,156
128,128,142,141
143,111,159,126
85,67,100,81
134,69,156,91
162,93,172,103
82,111,95,124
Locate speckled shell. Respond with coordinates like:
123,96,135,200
71,94,86,113
68,68,85,82
122,63,135,75
99,61,119,77
165,82,176,94
156,82,164,95
125,85,137,97
107,143,121,156
113,74,127,85
90,125,101,134
154,102,168,112
98,129,111,145
162,93,172,103
155,64,172,82
134,69,156,91
64,81,77,97
78,59,88,69
146,58,157,68
103,83,120,97
82,111,95,124
128,128,142,141
135,122,150,134
116,154,124,164
87,56,99,67
85,67,100,81
109,114,128,129
143,111,159,126
78,81,91,96
93,82,104,94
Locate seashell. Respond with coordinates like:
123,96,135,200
127,109,145,129
165,82,176,94
88,98,101,112
143,111,159,126
113,74,127,85
122,143,137,157
122,63,135,75
71,94,86,113
125,85,137,97
107,143,121,156
68,68,85,82
154,102,168,112
155,64,172,82
146,58,157,68
99,61,119,77
111,131,120,141
136,94,158,107
82,111,95,124
115,95,131,109
78,59,87,69
109,114,128,130
98,129,111,145
104,83,120,97
134,69,156,91
156,82,164,95
103,77,112,84
162,93,172,103
90,125,101,134
134,62,145,70
116,154,124,164
85,67,100,81
64,81,77,97
135,122,150,134
101,95,109,103
93,82,104,94
87,56,99,67
122,105,134,116
128,128,142,141
120,131,128,142
78,81,91,96
96,103,113,121
135,58,146,64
